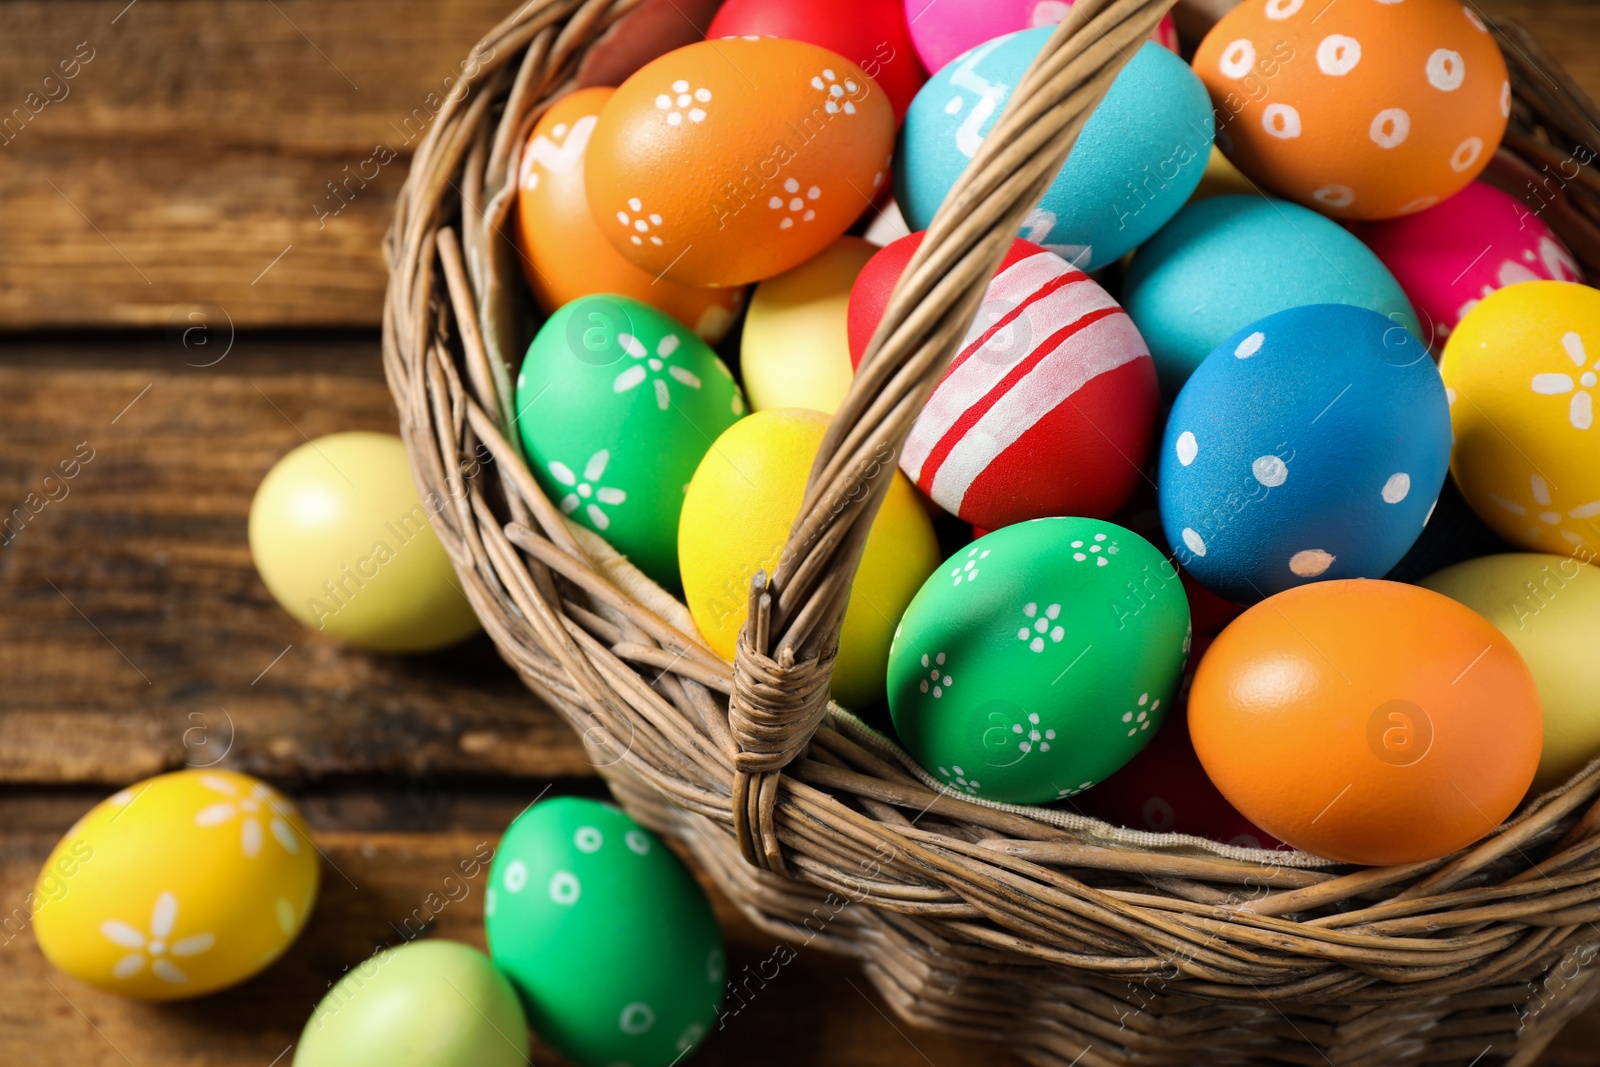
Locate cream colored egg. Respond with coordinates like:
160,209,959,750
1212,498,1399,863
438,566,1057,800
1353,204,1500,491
1189,146,1258,202
249,432,481,652
741,237,878,414
1422,553,1600,792
33,770,319,1000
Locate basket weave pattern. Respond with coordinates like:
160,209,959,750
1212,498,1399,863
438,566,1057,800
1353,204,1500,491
383,1,1600,1062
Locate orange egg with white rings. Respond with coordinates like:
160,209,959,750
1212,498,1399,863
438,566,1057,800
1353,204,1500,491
585,37,896,287
1194,0,1510,220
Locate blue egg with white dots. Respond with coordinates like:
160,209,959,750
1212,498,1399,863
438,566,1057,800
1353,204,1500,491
1158,304,1451,604
896,34,1212,272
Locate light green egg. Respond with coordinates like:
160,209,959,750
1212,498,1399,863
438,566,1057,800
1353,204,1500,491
294,939,529,1067
1422,553,1600,792
486,797,724,1067
515,294,746,588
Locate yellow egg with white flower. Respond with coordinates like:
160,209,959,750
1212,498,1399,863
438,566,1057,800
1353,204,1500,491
1440,281,1600,559
32,769,319,1000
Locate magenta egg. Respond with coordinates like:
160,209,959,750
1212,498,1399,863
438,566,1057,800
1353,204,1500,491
1347,181,1583,346
903,0,1178,76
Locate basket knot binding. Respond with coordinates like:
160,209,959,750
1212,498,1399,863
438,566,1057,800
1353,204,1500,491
728,569,836,873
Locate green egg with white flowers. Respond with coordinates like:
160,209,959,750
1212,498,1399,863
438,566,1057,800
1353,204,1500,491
485,797,724,1067
888,518,1192,805
515,294,746,588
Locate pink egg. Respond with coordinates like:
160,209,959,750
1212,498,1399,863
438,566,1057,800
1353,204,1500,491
903,0,1177,75
1347,181,1583,345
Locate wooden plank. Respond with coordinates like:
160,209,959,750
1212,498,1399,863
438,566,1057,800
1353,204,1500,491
0,789,1005,1067
0,0,1595,328
0,335,592,784
0,786,1596,1065
0,0,517,328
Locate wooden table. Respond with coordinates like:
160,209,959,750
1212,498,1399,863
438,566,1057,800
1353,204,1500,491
2,2,1598,1064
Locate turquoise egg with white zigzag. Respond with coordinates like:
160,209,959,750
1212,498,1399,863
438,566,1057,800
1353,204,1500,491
896,35,1213,271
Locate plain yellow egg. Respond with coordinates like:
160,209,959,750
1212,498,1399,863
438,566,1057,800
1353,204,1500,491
1441,281,1600,560
679,408,940,708
249,432,481,652
1189,146,1257,201
740,237,879,415
1422,553,1600,792
33,770,319,1000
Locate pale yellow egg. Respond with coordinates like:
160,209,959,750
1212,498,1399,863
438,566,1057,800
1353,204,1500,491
1189,146,1258,202
740,237,878,415
678,408,940,708
249,432,481,652
1441,281,1600,560
33,770,319,1000
1422,553,1600,792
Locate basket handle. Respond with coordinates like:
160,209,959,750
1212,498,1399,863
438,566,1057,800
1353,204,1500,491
728,0,1182,870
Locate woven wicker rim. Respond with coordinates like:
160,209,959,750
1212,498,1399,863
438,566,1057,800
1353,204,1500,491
382,0,1600,1056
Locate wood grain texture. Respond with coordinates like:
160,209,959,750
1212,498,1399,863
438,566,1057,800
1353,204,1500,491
0,335,592,784
0,787,1595,1066
0,0,1595,328
0,791,1003,1067
0,0,514,328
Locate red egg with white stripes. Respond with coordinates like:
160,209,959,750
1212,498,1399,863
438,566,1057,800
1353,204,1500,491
848,233,1158,528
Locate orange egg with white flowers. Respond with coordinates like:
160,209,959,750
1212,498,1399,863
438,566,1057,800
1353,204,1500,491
514,87,744,343
1193,0,1509,220
585,37,895,287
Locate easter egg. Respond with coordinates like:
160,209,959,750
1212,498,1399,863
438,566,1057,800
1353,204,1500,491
1189,146,1259,202
888,518,1191,805
586,37,895,286
249,432,481,653
515,294,746,588
848,233,1158,527
1382,475,1514,584
515,87,744,343
1194,0,1509,220
1440,281,1600,559
679,408,939,709
1077,644,1285,850
485,798,722,1067
742,236,878,414
1347,181,1583,344
1422,554,1600,792
33,770,318,999
904,0,1179,75
897,36,1212,271
294,940,529,1067
1124,195,1420,393
1160,304,1451,603
1190,579,1542,865
707,0,927,122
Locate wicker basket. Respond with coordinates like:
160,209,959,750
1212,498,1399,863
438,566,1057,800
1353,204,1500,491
382,1,1600,1063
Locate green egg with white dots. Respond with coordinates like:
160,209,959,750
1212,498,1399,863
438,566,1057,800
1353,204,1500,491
485,797,724,1067
888,518,1192,805
515,294,747,588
